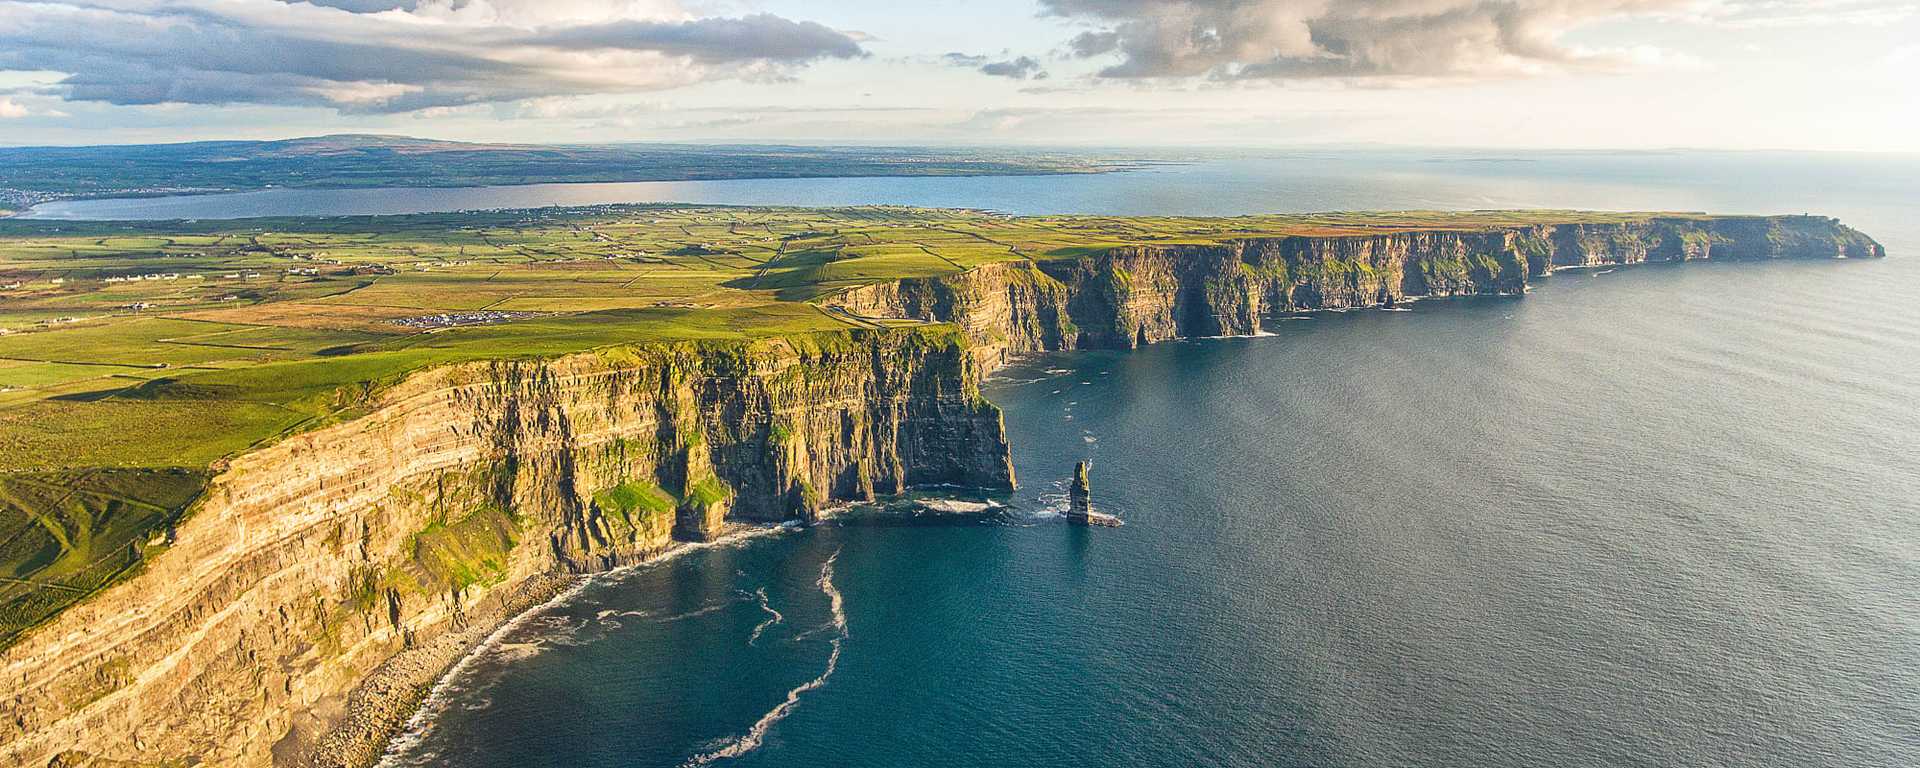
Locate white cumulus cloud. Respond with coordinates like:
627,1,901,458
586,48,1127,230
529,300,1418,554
0,0,865,113
1043,0,1709,81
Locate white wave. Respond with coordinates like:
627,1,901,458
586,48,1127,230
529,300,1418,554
653,600,739,624
592,526,797,591
1025,492,1070,520
917,498,998,514
594,608,650,625
687,548,848,767
529,614,593,646
378,525,796,766
1043,368,1072,375
375,573,596,768
747,587,784,646
485,641,545,664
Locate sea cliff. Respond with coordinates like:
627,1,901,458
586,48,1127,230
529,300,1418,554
0,213,1881,768
0,329,1010,767
828,215,1883,356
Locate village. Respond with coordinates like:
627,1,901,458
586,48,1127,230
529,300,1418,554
388,310,540,330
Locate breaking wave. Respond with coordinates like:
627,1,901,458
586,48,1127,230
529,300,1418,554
686,548,848,766
747,587,784,646
375,574,597,768
378,525,796,766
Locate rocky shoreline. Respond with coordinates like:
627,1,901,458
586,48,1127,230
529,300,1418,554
294,572,579,768
1,331,1012,768
316,522,809,768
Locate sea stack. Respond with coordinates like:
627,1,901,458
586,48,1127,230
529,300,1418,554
1069,461,1093,524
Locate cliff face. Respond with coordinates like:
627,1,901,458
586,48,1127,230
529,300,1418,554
829,261,1075,369
829,215,1884,349
0,213,1881,768
0,329,1011,768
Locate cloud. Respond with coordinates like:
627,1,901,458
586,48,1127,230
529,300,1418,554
1040,0,1696,81
0,0,865,113
1696,0,1918,27
0,93,65,118
498,95,666,120
981,56,1049,79
943,52,1049,79
518,14,865,61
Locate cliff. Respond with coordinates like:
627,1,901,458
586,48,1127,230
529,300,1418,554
0,212,1881,768
0,328,1011,767
825,261,1075,369
828,215,1883,350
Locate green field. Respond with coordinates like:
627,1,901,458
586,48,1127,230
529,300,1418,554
0,204,1712,644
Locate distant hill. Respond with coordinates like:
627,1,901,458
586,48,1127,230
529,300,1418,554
0,135,1127,206
219,134,531,157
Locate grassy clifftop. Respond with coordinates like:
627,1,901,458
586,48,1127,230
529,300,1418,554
0,205,1876,644
0,206,1761,470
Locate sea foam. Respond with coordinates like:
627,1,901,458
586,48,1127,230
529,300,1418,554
686,549,848,766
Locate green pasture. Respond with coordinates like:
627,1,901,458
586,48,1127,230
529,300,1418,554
0,204,1721,646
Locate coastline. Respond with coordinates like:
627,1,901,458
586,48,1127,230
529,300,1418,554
333,524,803,767
7,164,1149,221
331,236,1890,765
0,210,1882,767
299,572,583,768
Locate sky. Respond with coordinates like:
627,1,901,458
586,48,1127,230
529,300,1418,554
0,0,1916,150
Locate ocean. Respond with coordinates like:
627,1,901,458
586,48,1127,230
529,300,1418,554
279,150,1918,768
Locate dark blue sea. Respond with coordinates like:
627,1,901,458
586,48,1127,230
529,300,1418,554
242,151,1919,768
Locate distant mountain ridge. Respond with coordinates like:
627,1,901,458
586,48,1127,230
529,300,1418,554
0,135,1127,207
226,134,531,156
